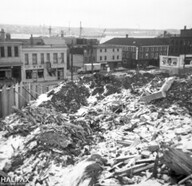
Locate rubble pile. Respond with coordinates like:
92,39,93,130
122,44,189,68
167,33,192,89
153,76,192,113
0,72,192,186
0,106,95,185
41,81,90,113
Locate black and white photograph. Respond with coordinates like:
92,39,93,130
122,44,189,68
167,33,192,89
0,0,192,185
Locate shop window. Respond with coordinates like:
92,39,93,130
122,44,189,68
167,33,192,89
26,70,32,79
14,46,19,57
53,53,58,63
25,54,29,65
38,69,44,78
41,53,44,64
7,46,12,57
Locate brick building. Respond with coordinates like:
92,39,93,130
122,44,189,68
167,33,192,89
104,37,169,68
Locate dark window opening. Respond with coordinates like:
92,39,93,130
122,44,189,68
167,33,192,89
0,47,5,57
32,53,37,64
14,46,19,57
61,53,64,63
8,46,12,57
25,54,29,65
26,70,32,79
0,71,5,78
41,53,44,64
38,69,44,78
47,53,50,62
53,53,58,63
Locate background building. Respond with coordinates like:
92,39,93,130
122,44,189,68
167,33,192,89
0,29,22,83
21,36,67,83
104,36,169,68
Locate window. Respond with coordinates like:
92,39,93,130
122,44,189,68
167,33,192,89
151,47,154,52
113,48,115,52
38,69,44,78
117,55,119,60
61,53,64,63
26,70,32,79
151,53,154,58
105,48,107,52
32,53,37,64
41,53,44,64
155,53,158,59
14,46,19,57
104,56,107,60
25,54,29,65
112,55,115,60
100,49,102,52
8,46,12,57
117,48,119,52
53,53,58,63
145,47,149,52
0,47,5,57
47,53,50,62
100,56,102,61
155,47,158,51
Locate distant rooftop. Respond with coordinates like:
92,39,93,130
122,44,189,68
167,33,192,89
103,37,169,46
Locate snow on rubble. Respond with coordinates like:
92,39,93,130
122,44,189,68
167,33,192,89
0,72,192,186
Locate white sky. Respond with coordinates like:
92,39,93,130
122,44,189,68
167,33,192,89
0,0,192,29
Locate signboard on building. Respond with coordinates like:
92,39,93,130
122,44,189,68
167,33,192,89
160,56,179,67
185,56,192,66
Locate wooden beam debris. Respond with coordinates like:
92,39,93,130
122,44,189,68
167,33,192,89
140,77,175,103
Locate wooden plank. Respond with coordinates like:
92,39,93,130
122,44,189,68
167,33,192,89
15,83,19,109
2,85,8,118
8,85,14,115
0,89,3,118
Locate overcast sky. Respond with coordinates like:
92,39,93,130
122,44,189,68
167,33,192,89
0,0,192,29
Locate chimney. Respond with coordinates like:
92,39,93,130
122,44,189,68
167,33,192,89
184,25,187,30
6,33,11,40
0,29,5,41
126,34,128,38
30,34,34,45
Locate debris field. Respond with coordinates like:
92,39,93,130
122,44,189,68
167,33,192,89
0,71,192,186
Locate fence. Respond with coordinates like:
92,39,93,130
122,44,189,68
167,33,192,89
0,82,54,118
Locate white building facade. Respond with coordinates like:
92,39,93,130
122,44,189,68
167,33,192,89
21,38,67,83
